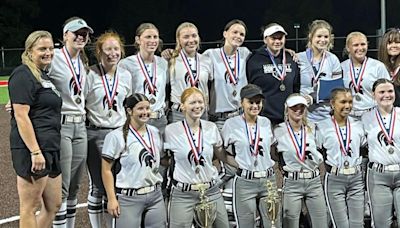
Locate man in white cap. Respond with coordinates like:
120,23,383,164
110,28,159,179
246,23,300,126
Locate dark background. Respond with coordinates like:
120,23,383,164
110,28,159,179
1,0,400,70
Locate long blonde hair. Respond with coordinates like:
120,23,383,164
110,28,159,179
169,22,200,77
284,93,311,132
21,30,53,81
306,19,334,51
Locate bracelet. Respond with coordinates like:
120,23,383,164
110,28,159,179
31,149,41,156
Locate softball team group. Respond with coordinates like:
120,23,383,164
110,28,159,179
7,15,400,228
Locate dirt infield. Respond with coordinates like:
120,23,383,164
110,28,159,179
0,110,90,227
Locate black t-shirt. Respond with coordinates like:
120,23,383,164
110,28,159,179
9,64,62,151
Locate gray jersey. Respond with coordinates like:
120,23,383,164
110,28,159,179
222,115,275,171
119,55,168,112
298,50,342,122
274,122,322,172
169,52,212,105
342,57,390,111
164,120,221,183
49,47,87,114
362,107,400,165
102,125,163,189
85,64,133,128
203,47,251,114
317,117,365,168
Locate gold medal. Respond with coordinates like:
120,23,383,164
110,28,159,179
279,83,286,92
75,97,82,104
344,160,349,168
149,98,156,104
389,146,395,154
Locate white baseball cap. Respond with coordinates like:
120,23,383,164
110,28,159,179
63,19,94,34
263,25,287,37
286,95,308,107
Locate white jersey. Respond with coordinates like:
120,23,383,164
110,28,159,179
49,47,87,115
169,52,212,105
316,117,365,168
203,47,251,114
298,50,342,122
164,120,221,184
84,64,133,128
362,107,400,165
119,55,168,112
342,57,390,111
274,122,322,172
102,125,163,189
222,115,275,171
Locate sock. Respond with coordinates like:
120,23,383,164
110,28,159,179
53,200,67,228
66,199,77,228
88,195,103,228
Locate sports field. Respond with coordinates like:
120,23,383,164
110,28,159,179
0,76,9,105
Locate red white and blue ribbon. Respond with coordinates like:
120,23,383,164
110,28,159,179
242,115,260,157
286,122,307,162
136,54,157,94
129,125,155,155
331,116,351,156
180,50,200,87
220,48,239,85
306,48,327,85
266,48,286,82
375,108,396,144
99,64,119,109
349,57,368,93
391,66,400,81
61,47,83,92
182,119,203,163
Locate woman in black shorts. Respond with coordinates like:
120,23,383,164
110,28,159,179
8,30,62,227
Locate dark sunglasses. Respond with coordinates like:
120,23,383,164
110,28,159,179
73,30,89,37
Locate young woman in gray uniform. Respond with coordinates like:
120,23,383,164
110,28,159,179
203,19,251,131
49,17,93,228
363,79,400,227
119,23,168,133
274,94,327,228
317,88,365,228
167,22,212,123
102,94,166,228
85,31,133,228
222,84,280,228
298,19,342,123
342,32,391,119
165,87,229,228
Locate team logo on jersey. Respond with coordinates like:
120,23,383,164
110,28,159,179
348,81,364,95
187,151,206,167
139,148,156,168
184,71,199,87
69,78,81,96
377,131,395,147
143,81,157,96
102,93,118,112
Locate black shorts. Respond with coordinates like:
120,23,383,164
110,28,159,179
11,148,61,180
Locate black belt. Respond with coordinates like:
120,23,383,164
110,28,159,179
236,167,275,179
86,122,116,130
172,179,216,192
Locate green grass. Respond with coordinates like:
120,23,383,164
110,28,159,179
0,75,9,104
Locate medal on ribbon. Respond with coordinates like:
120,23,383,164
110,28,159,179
129,124,156,157
286,122,307,162
349,57,368,99
180,50,200,87
182,119,203,172
136,54,157,95
331,116,351,157
220,48,239,85
99,64,119,115
375,108,396,153
306,48,327,86
61,47,83,93
243,115,261,166
267,48,287,91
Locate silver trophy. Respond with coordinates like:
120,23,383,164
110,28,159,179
194,183,217,228
264,180,280,228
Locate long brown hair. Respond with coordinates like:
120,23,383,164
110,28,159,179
378,28,400,84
